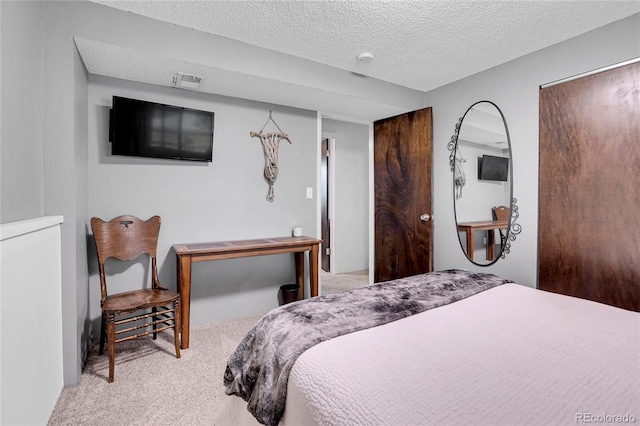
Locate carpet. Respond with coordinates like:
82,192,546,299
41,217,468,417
48,271,368,425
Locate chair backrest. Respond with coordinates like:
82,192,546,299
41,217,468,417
492,206,510,222
91,215,161,263
91,215,161,300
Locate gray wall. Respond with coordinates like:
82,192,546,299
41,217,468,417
42,2,92,385
88,76,317,328
427,13,640,286
322,119,369,274
0,0,91,385
1,1,44,222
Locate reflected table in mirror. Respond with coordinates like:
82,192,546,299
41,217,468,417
456,220,509,261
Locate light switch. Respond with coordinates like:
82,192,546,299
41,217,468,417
306,187,313,199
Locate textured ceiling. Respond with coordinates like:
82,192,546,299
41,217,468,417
81,1,640,119
89,1,640,91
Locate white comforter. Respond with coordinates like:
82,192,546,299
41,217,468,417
216,284,640,425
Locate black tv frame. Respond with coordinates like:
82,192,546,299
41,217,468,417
109,96,214,162
477,154,509,181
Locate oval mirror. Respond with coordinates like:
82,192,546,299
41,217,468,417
449,101,515,266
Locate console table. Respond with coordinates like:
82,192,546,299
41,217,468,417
173,236,322,349
456,220,508,261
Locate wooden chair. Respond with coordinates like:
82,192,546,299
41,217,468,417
90,215,181,383
492,206,510,247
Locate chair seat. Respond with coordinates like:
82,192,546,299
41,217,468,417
103,288,179,313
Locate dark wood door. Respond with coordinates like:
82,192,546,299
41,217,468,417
539,61,640,311
321,138,330,272
374,108,433,282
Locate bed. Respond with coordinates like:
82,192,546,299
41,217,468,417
215,269,640,426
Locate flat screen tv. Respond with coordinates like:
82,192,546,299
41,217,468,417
109,96,214,162
477,154,509,181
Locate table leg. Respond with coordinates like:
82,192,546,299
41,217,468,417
177,254,192,349
294,251,304,299
309,243,319,297
486,230,495,261
466,229,474,261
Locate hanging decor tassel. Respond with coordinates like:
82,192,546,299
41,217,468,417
454,146,467,200
250,111,292,202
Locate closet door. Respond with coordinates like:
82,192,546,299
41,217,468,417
539,61,639,311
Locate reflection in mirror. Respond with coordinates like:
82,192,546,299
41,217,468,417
448,101,520,266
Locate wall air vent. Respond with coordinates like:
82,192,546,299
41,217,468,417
173,72,205,90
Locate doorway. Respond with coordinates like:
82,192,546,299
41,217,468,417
320,108,433,288
320,118,370,279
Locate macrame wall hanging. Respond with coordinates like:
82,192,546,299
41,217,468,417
250,111,292,202
454,146,467,200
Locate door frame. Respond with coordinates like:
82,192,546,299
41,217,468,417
318,112,374,285
320,135,336,273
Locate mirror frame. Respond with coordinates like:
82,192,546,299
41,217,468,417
448,100,521,266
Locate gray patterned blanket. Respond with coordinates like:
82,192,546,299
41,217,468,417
223,269,512,425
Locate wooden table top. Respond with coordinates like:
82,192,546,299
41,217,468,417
173,236,322,256
456,220,509,231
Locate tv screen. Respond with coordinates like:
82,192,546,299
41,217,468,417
110,96,214,162
477,155,509,181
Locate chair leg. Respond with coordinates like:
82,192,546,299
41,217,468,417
106,312,116,383
152,307,158,340
173,299,181,359
99,313,106,355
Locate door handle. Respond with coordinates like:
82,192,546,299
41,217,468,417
420,214,432,222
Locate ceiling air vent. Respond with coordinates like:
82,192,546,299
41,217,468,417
173,72,205,90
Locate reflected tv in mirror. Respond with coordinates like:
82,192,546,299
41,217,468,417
109,96,214,162
477,155,508,181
